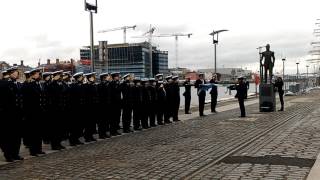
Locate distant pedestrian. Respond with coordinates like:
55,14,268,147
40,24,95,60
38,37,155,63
275,76,284,111
195,73,207,116
209,74,218,113
235,76,247,118
183,77,192,114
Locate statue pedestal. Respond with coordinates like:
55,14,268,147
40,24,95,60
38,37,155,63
259,84,276,112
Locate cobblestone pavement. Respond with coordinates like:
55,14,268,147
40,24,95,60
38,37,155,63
1,91,320,179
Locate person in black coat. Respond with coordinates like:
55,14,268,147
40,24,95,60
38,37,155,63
109,72,122,136
48,70,66,150
194,73,207,116
97,72,112,138
164,75,173,123
62,72,72,140
148,78,157,127
183,77,192,114
22,68,46,156
121,74,134,133
0,67,24,162
83,72,98,142
171,76,180,121
235,76,247,117
69,72,85,146
155,74,166,125
132,77,143,131
275,76,284,111
209,74,218,113
41,72,52,145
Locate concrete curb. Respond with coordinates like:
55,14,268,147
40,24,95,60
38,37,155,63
307,153,320,180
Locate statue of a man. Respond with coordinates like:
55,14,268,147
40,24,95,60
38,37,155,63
260,44,275,83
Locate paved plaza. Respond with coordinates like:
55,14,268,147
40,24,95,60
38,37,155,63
1,90,320,179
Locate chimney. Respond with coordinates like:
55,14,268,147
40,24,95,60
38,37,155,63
56,58,59,64
47,59,50,65
20,60,24,66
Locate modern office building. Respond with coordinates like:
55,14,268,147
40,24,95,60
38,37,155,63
79,41,169,77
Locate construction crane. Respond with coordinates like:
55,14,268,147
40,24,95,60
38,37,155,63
132,25,156,77
98,25,137,43
153,33,192,69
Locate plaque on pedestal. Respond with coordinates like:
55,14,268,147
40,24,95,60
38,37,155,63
259,83,276,112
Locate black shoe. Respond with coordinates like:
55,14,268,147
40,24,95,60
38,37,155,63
13,156,24,160
134,127,142,131
200,114,207,117
239,116,246,118
150,124,157,127
58,145,66,149
278,109,284,111
30,153,38,157
99,135,106,139
123,129,131,133
157,122,164,125
185,112,192,114
164,121,172,124
52,146,62,150
173,119,180,122
5,158,14,162
76,140,84,145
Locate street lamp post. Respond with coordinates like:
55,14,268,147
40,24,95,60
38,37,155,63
85,0,98,72
209,29,228,74
306,65,309,88
282,58,286,90
296,62,300,80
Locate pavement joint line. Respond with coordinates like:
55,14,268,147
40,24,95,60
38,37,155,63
182,104,315,179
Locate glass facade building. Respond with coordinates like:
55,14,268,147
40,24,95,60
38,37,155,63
80,42,168,78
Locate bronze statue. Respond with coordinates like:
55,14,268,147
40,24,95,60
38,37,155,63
260,44,275,83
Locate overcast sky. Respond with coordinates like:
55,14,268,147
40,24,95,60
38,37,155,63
0,0,319,74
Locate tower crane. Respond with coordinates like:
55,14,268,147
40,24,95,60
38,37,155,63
153,33,192,69
98,25,137,43
132,25,156,77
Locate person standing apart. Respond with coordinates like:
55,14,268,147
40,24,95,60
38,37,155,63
275,77,284,111
235,76,247,118
194,73,207,116
183,77,192,114
209,74,218,113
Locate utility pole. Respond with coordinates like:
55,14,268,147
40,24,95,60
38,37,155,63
209,29,228,74
85,0,98,72
282,58,286,90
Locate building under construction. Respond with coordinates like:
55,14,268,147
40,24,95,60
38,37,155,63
79,41,168,77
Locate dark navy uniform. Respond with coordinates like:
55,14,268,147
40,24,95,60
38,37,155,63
148,78,157,127
235,77,247,117
155,80,166,125
69,72,85,145
83,72,98,142
47,71,66,150
209,78,218,113
275,77,284,111
109,72,122,136
97,72,111,138
195,74,207,116
183,78,192,114
121,74,134,133
23,68,45,156
132,78,143,130
0,67,24,161
171,76,180,121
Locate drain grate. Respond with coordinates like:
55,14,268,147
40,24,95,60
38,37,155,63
220,155,315,168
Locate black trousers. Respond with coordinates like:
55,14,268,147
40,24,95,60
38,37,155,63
110,105,121,134
185,95,191,113
279,92,284,110
211,95,217,112
238,98,246,117
198,95,206,116
156,101,165,124
173,99,180,121
149,103,156,126
133,105,142,129
122,104,133,131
